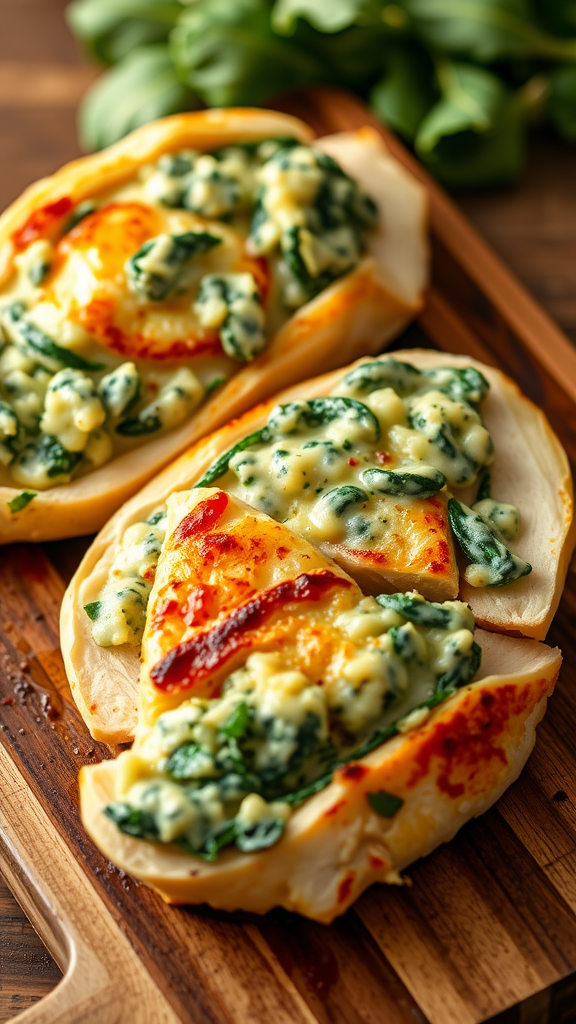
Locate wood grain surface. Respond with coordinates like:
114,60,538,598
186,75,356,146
1,2,576,1022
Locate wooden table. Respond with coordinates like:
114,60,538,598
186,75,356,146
1,0,575,1019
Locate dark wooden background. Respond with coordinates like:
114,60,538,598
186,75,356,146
1,0,575,1018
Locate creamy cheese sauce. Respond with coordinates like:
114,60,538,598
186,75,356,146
105,591,480,858
192,358,502,560
1,141,377,492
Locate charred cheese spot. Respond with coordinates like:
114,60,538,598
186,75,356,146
47,202,268,362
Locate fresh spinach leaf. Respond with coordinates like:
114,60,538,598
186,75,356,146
171,0,325,108
273,0,373,34
67,0,182,64
370,41,437,140
548,64,576,141
78,45,199,151
400,0,576,63
415,60,526,187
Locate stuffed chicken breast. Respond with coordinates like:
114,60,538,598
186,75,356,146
62,350,573,744
79,488,561,922
0,111,427,543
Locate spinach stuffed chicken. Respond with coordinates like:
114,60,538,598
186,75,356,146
0,111,428,543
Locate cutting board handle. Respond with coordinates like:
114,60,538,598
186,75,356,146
1,748,179,1024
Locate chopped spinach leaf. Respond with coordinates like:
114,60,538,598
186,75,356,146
314,484,368,518
205,376,227,396
115,412,162,436
15,435,82,481
83,600,101,621
220,702,251,739
236,817,285,852
63,200,98,234
424,366,489,407
103,802,159,840
376,592,472,631
7,491,36,513
28,261,51,287
4,304,104,371
146,508,167,526
436,640,482,692
361,466,446,498
342,357,422,397
367,790,404,818
126,230,221,301
166,743,206,780
204,820,239,859
448,498,531,587
268,396,380,441
195,425,272,486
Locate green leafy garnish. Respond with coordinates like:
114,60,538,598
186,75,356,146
67,0,182,65
83,601,101,621
7,491,36,514
367,791,404,818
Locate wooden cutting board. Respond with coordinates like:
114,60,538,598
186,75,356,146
1,88,576,1024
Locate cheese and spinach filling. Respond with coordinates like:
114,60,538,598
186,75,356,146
84,508,167,646
1,140,377,494
85,358,531,648
196,357,530,589
104,592,481,859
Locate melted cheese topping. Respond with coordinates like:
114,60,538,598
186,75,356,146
0,141,378,491
88,356,527,649
103,488,479,860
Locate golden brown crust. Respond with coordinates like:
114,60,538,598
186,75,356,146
0,115,428,544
